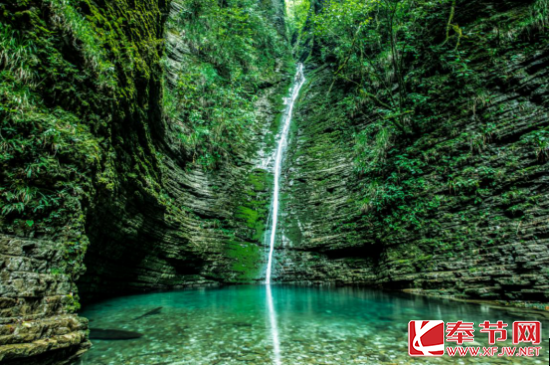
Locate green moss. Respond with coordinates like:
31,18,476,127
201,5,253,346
236,206,260,229
64,293,81,313
248,169,268,191
225,240,262,281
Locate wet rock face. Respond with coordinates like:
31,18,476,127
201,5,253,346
275,1,548,304
0,0,546,364
78,0,289,301
0,0,288,362
0,235,91,364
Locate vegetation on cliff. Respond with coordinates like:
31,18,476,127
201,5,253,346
0,0,548,362
0,5,289,362
274,0,548,302
307,0,549,240
162,0,288,168
0,0,289,295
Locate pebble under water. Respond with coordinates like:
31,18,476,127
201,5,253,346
80,286,548,365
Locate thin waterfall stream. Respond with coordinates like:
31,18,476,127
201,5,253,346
265,63,306,365
265,63,306,284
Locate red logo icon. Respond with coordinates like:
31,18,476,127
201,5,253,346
409,321,445,356
513,321,541,345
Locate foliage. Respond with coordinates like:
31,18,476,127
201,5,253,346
308,0,549,237
286,0,311,33
0,22,100,228
0,0,170,286
162,0,288,168
1,0,291,301
521,129,549,162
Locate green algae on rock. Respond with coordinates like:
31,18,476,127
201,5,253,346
0,0,548,363
274,0,548,305
1,0,290,362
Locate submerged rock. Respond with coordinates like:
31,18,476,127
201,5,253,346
133,307,163,320
89,328,143,340
232,322,253,328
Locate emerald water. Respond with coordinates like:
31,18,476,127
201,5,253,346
80,286,548,365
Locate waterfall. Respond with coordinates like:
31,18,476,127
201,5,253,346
265,63,306,285
264,64,305,366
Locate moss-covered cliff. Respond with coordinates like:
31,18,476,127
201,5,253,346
0,0,548,363
275,0,548,304
0,0,290,362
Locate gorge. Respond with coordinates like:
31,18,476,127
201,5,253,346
0,0,548,364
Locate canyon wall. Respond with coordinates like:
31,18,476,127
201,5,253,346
275,0,549,305
0,0,548,363
0,0,288,362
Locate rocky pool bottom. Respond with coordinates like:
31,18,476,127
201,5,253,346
79,286,548,365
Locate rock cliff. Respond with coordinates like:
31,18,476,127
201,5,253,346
275,0,549,304
0,0,288,362
0,0,547,363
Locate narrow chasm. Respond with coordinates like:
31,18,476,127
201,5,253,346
0,0,548,364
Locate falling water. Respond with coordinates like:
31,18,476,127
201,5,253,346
265,63,306,284
264,63,306,365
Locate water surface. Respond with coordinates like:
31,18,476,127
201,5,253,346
80,286,548,365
